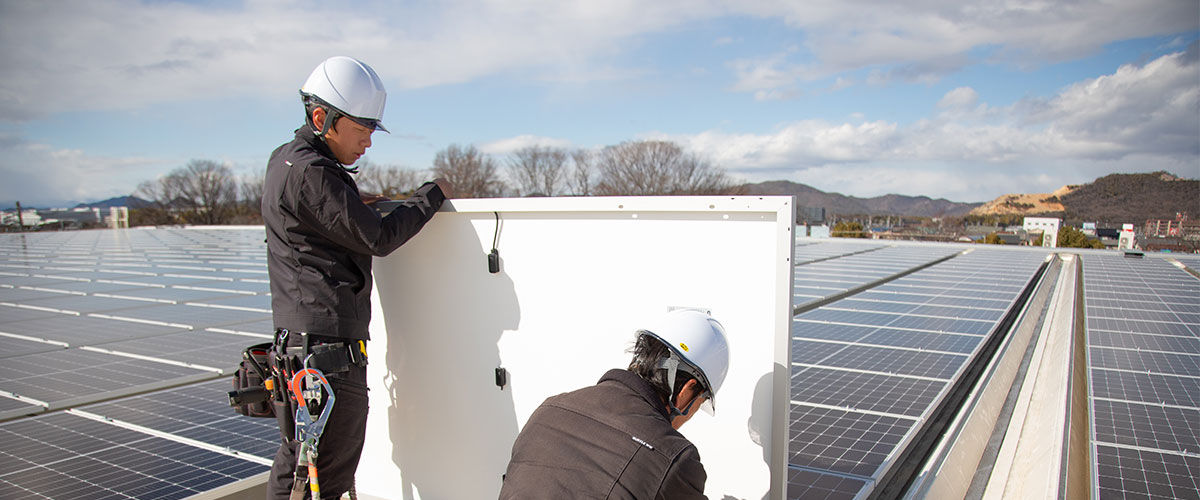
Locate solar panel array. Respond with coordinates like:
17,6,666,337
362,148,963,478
4,228,1199,500
0,228,278,499
1082,255,1200,500
793,243,961,306
788,247,1051,499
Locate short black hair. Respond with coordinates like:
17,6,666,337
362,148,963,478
628,333,705,407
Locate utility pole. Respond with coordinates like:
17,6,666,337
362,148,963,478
15,201,24,233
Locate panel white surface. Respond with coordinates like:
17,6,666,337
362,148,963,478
359,196,794,500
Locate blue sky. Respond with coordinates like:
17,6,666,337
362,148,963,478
1,0,1197,208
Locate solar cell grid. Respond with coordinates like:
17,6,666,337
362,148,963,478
0,287,68,302
816,344,964,380
0,334,64,359
0,412,268,500
81,379,279,459
791,367,946,418
0,314,187,346
1089,347,1200,377
0,349,208,404
1083,254,1200,500
175,279,270,294
1088,317,1198,337
854,290,1010,309
1088,297,1179,312
0,395,39,414
0,305,62,324
1089,306,1198,323
874,283,1017,301
858,328,982,354
1091,369,1200,409
1088,330,1200,354
101,302,268,329
788,404,915,478
1092,399,1200,454
793,321,878,343
792,339,850,365
88,330,253,371
786,468,869,500
1095,445,1200,500
18,294,154,314
887,315,994,335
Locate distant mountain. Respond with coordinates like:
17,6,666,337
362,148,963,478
74,196,153,210
968,171,1199,223
739,180,981,218
1057,172,1198,223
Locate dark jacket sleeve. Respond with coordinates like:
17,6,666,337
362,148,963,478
296,164,445,257
659,445,708,500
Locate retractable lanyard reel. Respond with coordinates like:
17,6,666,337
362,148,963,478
289,359,336,500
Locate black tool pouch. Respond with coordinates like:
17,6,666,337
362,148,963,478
228,343,275,418
269,346,299,443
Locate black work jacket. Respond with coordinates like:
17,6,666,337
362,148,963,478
262,126,445,340
499,369,708,500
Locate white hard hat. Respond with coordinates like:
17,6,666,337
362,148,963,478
638,309,730,415
300,56,389,132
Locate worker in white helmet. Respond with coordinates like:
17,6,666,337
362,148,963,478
262,56,453,499
499,309,731,499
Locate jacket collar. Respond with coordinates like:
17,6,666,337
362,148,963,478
296,125,338,164
599,369,670,421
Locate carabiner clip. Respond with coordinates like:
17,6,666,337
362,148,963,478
289,367,336,444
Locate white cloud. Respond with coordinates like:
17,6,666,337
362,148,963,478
723,0,1198,93
0,0,725,120
0,134,164,207
3,0,1193,121
479,135,574,156
665,50,1199,200
713,36,738,47
937,87,979,109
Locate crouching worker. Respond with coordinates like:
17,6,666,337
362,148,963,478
498,309,730,500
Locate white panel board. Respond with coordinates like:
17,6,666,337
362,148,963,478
359,196,794,500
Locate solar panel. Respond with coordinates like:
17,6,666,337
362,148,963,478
0,334,65,359
791,367,947,418
86,330,256,372
0,345,212,407
93,302,269,330
0,314,188,346
788,246,1051,498
1083,254,1200,500
80,379,280,459
789,404,916,478
1095,445,1200,500
0,411,268,500
792,246,963,305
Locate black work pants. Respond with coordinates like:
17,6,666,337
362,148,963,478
266,334,369,500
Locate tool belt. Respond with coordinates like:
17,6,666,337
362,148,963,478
228,329,367,433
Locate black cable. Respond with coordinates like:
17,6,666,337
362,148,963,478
488,212,501,273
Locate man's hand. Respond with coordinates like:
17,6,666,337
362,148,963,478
360,192,390,205
433,178,455,198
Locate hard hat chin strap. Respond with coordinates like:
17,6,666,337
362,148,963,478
658,354,700,418
303,95,361,174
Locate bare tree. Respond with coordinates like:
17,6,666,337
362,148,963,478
134,160,238,225
566,149,594,196
237,171,265,223
593,140,734,196
133,177,182,226
431,144,504,198
356,159,424,199
171,160,238,224
507,146,568,197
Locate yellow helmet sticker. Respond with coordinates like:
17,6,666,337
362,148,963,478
679,342,689,352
